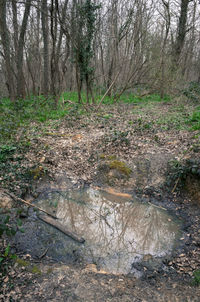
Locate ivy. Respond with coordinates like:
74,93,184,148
72,0,101,100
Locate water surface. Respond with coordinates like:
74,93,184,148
35,187,181,274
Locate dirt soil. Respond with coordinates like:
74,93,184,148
1,100,200,301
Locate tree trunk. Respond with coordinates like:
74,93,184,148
160,0,170,99
41,0,50,96
0,0,15,101
16,0,32,99
173,0,190,67
11,0,19,59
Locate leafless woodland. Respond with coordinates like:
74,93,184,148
0,0,200,101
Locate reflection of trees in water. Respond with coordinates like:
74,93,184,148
38,189,178,263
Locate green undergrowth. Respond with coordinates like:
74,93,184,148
122,93,171,104
0,214,26,279
155,111,189,130
192,270,200,286
0,92,199,146
0,96,71,142
187,106,200,130
183,81,200,103
0,92,162,142
166,158,200,191
99,93,171,105
0,142,35,193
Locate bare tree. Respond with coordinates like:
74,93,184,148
16,0,32,98
1,0,200,101
159,0,171,98
173,0,192,67
41,0,50,95
0,0,15,101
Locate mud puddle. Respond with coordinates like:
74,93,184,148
14,187,180,276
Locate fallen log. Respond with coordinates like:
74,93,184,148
5,191,57,219
38,214,85,244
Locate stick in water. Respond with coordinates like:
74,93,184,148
38,214,85,243
6,192,58,219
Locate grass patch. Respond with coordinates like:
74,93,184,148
121,93,171,104
0,92,198,146
192,270,200,286
188,107,200,130
0,94,87,143
156,112,189,130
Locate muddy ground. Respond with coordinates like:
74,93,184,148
0,99,200,301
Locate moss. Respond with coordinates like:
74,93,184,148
107,155,117,160
30,265,42,274
47,268,53,274
30,166,44,180
100,154,117,160
16,258,29,267
109,160,132,177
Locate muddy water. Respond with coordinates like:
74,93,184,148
35,188,181,275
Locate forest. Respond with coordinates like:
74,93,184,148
0,1,200,301
0,0,200,102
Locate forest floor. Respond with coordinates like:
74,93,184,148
0,96,200,301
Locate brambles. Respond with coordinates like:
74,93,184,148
188,107,200,130
166,158,200,193
0,145,16,162
183,82,200,103
104,130,130,146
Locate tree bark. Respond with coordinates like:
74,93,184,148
173,0,191,67
41,0,50,96
16,0,32,99
0,0,15,101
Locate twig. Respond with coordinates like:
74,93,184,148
96,71,120,111
171,177,180,194
5,192,58,220
38,247,49,259
38,214,85,244
64,99,75,105
148,202,167,211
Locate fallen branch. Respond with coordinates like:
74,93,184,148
5,192,57,220
148,202,167,211
171,177,180,194
62,98,75,105
96,71,120,111
38,247,49,259
38,214,85,244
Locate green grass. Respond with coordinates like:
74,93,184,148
0,92,199,145
156,112,189,130
192,270,200,286
99,93,171,105
0,92,167,142
188,106,200,130
121,93,171,104
0,94,82,143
